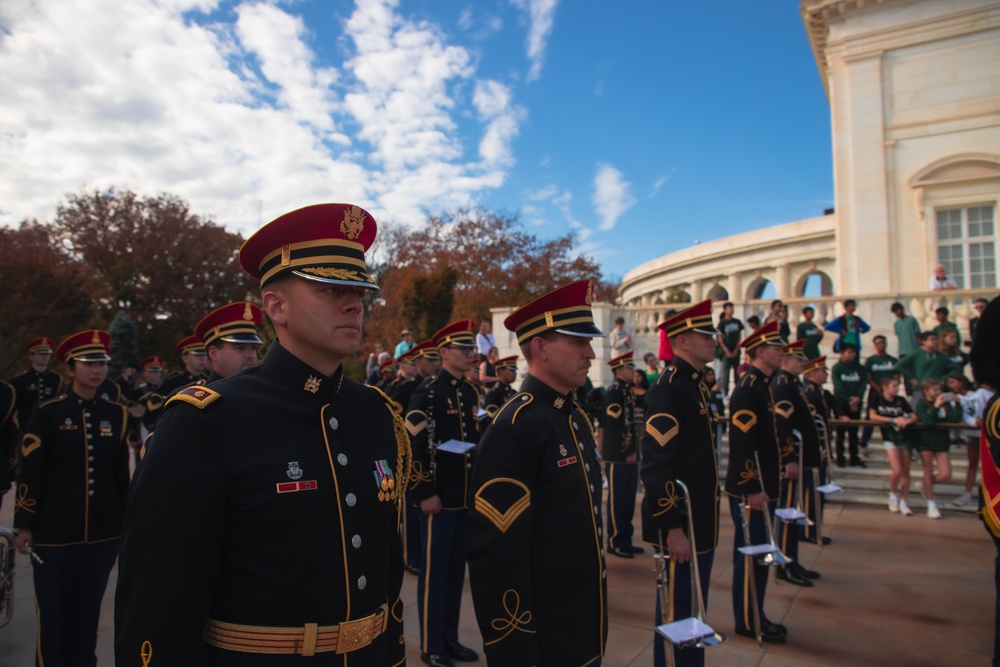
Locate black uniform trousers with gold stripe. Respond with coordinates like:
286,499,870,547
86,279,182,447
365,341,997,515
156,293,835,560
602,378,638,552
654,550,714,667
405,369,480,656
606,462,638,551
729,497,776,634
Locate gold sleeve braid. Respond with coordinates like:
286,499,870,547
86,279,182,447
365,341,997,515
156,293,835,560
372,386,413,517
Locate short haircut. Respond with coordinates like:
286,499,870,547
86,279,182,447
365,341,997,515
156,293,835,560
723,302,734,309
843,299,856,308
802,306,814,315
747,315,760,326
975,298,988,306
614,316,625,325
919,331,937,343
873,334,886,343
935,306,949,316
879,375,900,388
890,302,904,312
840,342,858,353
920,378,942,394
519,330,558,362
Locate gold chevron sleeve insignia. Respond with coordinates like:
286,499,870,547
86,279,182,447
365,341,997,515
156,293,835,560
404,411,427,437
645,413,679,447
21,433,41,459
606,403,622,419
774,400,794,419
731,410,757,433
474,478,531,534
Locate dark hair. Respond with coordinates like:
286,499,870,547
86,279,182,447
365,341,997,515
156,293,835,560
633,371,650,390
975,298,988,306
723,301,734,309
947,373,973,391
747,315,760,326
936,306,949,316
873,334,886,343
843,299,856,308
890,302,904,312
614,316,625,325
801,306,814,315
879,375,900,388
519,330,559,361
840,342,858,353
770,299,782,308
919,331,937,343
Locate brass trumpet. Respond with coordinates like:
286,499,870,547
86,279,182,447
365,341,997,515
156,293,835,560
654,479,725,663
0,526,15,628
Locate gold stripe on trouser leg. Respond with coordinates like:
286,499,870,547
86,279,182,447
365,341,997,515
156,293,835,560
421,512,434,652
668,558,676,622
607,463,618,545
781,482,794,554
803,487,812,540
742,557,752,630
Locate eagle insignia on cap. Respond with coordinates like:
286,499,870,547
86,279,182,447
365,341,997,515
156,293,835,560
585,281,593,305
242,303,253,320
91,331,101,343
340,205,366,240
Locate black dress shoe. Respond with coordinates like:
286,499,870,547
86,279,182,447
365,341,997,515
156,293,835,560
421,653,455,667
776,567,813,586
444,641,479,662
608,546,634,559
849,459,867,468
627,545,646,554
803,536,832,545
836,458,846,468
406,563,420,574
763,620,788,635
734,627,786,644
793,563,821,579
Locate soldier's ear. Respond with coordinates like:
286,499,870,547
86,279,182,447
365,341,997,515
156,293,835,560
262,289,288,328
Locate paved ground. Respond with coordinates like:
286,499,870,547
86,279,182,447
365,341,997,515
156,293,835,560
1,494,994,666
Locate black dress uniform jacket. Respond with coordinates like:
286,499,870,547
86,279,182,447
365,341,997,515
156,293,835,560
724,366,784,499
405,369,480,508
9,368,61,429
14,391,129,545
804,381,832,457
468,374,608,666
640,358,719,551
157,368,208,398
480,381,516,427
114,343,409,666
601,377,636,463
388,375,420,418
0,381,19,497
771,370,821,469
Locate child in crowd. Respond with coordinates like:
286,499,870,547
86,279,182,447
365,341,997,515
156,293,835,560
914,379,962,518
940,329,969,372
867,376,918,515
946,373,995,507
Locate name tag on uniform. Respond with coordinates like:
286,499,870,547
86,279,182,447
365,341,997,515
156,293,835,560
276,480,318,494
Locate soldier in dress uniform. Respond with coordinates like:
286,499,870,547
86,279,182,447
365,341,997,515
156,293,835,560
156,334,210,398
771,340,822,586
801,356,833,545
8,337,60,428
389,340,441,574
478,355,518,431
639,300,720,667
724,321,797,644
195,302,263,383
115,203,411,665
0,379,18,509
601,351,642,558
405,319,481,667
128,355,166,435
13,329,129,666
969,297,1000,667
377,355,398,391
468,280,608,667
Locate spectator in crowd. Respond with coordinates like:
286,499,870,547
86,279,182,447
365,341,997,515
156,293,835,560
825,299,871,353
394,329,415,358
891,302,922,361
831,342,867,468
476,320,496,356
947,373,993,507
764,299,790,341
643,352,661,386
933,306,962,348
896,332,961,405
867,376,917,515
969,297,988,346
632,368,649,422
479,346,499,389
366,341,385,377
366,351,392,385
914,379,961,519
929,263,958,291
940,329,968,373
716,302,744,396
797,305,824,360
861,334,899,456
610,316,633,356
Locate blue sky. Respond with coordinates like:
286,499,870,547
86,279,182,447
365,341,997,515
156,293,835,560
0,0,833,281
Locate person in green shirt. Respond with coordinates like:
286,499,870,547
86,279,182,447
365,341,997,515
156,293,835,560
895,332,960,402
914,379,962,519
891,302,921,358
831,342,867,468
932,306,961,348
861,335,899,453
796,306,824,360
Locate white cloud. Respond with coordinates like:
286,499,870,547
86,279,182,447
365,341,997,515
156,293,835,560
0,0,525,236
592,163,636,231
523,184,558,201
510,0,560,82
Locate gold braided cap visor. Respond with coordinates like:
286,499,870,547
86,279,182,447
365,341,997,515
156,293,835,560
258,238,377,290
514,306,604,345
661,313,718,338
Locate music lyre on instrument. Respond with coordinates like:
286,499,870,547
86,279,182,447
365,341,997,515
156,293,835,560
654,479,726,664
774,429,813,527
814,416,842,495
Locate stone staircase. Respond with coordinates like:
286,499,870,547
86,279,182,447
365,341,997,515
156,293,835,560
715,433,980,516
